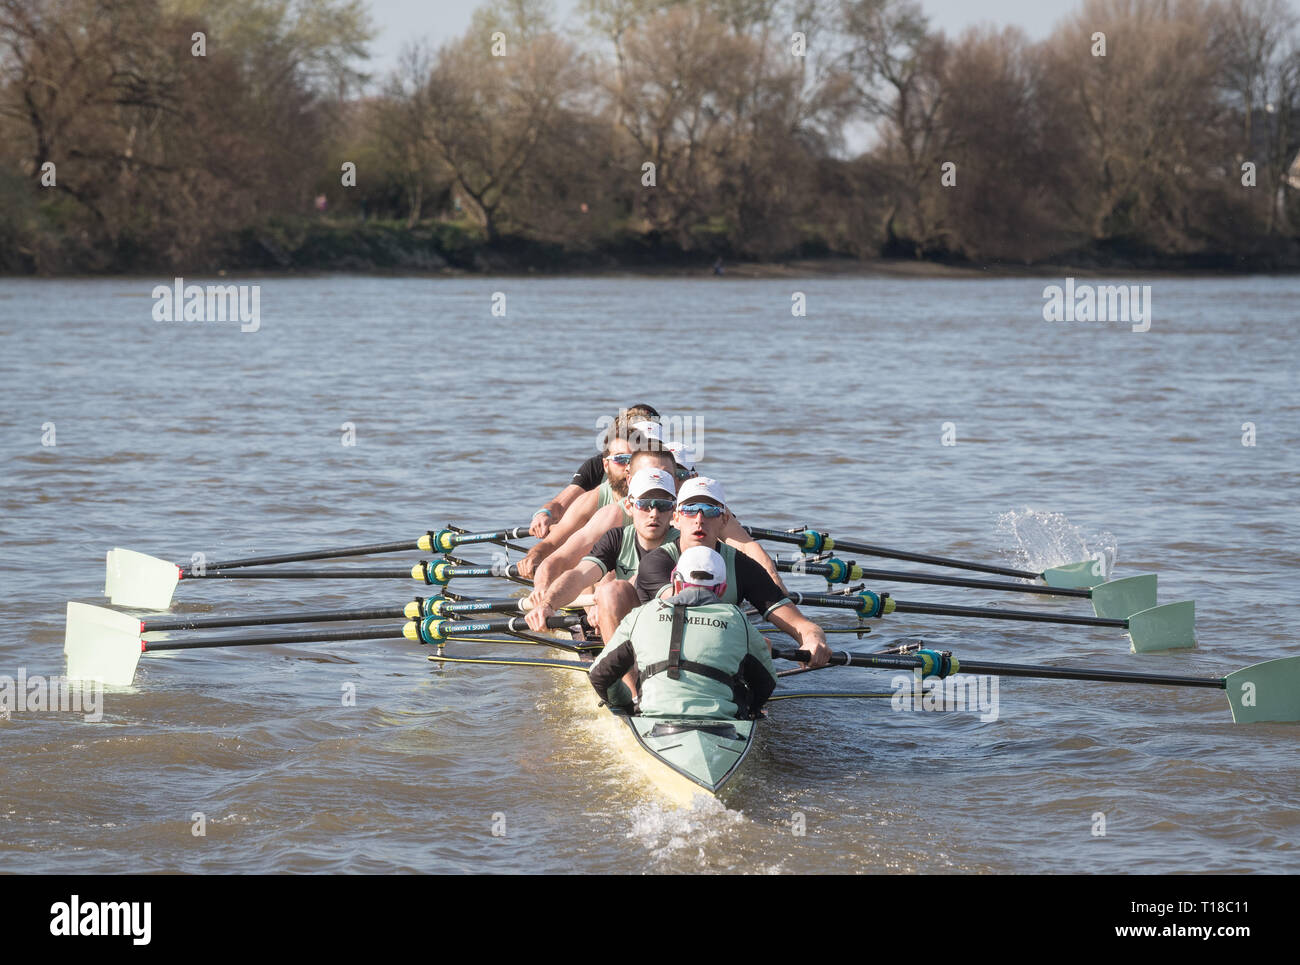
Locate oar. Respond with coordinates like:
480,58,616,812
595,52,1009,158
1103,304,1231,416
749,526,1103,587
64,598,585,686
66,592,562,638
784,589,1195,653
771,648,1300,723
117,558,529,589
104,526,534,609
773,557,1158,620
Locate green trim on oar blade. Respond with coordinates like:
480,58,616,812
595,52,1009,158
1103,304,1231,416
1126,601,1196,653
105,548,182,610
1224,657,1300,724
1089,574,1158,620
1040,560,1103,588
65,601,144,687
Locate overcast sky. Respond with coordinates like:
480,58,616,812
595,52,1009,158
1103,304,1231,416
360,0,1081,85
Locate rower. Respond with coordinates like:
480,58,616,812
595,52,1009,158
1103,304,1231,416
588,546,778,719
529,403,660,538
517,413,659,578
526,443,783,603
634,476,830,667
525,466,679,641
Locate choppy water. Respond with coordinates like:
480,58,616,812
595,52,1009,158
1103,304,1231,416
1,273,1297,873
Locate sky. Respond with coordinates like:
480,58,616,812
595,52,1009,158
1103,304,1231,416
359,0,1082,85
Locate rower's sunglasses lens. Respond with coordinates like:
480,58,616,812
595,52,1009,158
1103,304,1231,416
607,453,633,466
673,468,694,480
677,502,724,518
632,498,675,513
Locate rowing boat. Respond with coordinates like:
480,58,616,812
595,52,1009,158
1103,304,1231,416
65,521,1300,812
425,621,760,806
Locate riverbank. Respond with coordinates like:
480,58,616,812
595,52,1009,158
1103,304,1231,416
8,217,1300,278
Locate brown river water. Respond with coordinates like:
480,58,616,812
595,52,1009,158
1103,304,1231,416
1,274,1297,873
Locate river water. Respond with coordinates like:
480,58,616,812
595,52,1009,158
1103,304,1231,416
1,272,1296,873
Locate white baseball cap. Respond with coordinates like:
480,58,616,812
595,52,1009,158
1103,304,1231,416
676,476,725,507
629,420,662,444
664,440,697,471
628,467,676,500
674,546,727,586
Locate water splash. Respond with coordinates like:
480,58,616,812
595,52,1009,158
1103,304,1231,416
995,509,1119,580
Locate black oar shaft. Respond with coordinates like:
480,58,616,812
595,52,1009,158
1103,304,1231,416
891,599,1129,629
144,625,408,652
773,649,1225,690
789,591,1129,629
186,569,414,579
143,606,409,631
749,526,1039,579
847,567,1092,598
193,540,421,572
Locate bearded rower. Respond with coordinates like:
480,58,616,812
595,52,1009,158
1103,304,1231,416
634,477,830,668
524,466,678,641
528,404,660,539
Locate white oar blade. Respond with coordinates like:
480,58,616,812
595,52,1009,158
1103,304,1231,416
64,602,143,686
105,547,180,609
1126,601,1196,653
1224,657,1300,724
1089,574,1157,620
1040,560,1103,589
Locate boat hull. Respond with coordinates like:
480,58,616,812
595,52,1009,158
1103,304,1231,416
610,708,756,802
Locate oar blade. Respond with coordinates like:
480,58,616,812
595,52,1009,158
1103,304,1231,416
64,602,143,686
1126,601,1196,653
1224,657,1300,724
105,548,181,609
1089,574,1158,620
1040,560,1103,589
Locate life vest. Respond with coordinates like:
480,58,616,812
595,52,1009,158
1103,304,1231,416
634,599,775,719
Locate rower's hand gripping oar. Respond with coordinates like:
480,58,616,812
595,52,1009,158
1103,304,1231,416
771,647,1300,724
785,587,1196,653
104,525,533,609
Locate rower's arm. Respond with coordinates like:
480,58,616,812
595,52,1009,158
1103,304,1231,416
723,516,787,591
520,488,599,577
537,559,603,611
588,613,638,707
533,503,622,591
766,602,830,668
532,483,586,535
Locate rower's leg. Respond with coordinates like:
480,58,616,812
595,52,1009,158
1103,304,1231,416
596,580,642,696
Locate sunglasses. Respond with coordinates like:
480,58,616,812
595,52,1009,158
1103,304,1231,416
606,453,634,466
677,502,725,518
631,497,675,513
672,467,695,480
